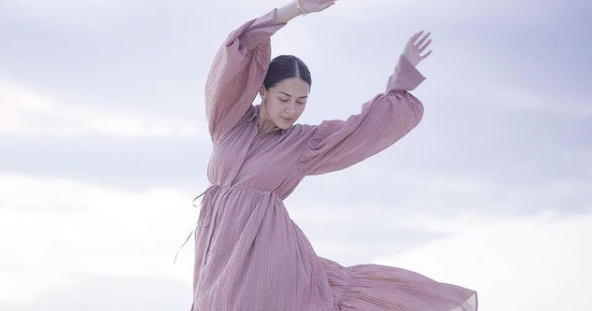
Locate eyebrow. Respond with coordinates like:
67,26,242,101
279,91,308,99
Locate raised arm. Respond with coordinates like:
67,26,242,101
296,32,433,176
204,8,285,142
205,1,336,142
296,55,426,176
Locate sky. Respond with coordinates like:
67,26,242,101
1,0,591,310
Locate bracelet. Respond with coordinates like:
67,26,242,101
295,0,309,16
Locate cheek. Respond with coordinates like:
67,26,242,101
270,101,284,115
298,105,306,115
265,100,278,111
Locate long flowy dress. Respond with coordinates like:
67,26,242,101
189,7,478,311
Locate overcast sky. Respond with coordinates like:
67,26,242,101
1,0,591,310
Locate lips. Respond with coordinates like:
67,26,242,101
282,116,294,122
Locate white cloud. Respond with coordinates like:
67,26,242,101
2,0,134,20
490,84,592,116
0,79,204,138
2,171,591,308
1,0,590,309
295,168,592,221
286,169,592,269
373,212,592,311
0,172,198,306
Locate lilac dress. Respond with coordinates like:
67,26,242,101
188,7,478,311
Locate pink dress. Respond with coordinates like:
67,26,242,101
188,7,478,311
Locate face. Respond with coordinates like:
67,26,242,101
258,77,309,130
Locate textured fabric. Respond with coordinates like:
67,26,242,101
190,7,478,311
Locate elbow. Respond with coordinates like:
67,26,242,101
401,91,424,125
386,91,424,125
413,97,424,125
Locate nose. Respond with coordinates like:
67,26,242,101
285,102,296,114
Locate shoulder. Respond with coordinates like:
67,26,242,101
285,123,323,144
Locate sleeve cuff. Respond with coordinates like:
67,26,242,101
385,54,426,92
238,8,288,51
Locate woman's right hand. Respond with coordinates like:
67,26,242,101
297,0,338,14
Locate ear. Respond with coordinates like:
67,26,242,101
259,85,267,99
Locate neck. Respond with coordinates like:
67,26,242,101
257,105,279,134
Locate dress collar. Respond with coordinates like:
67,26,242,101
249,104,291,135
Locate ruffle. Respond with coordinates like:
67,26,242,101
320,257,478,311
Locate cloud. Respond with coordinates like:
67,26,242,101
373,212,592,311
2,162,591,308
1,1,591,310
0,172,199,306
0,79,204,138
293,167,592,219
0,275,190,311
1,0,133,20
284,168,592,270
488,84,592,116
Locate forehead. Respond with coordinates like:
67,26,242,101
272,77,309,97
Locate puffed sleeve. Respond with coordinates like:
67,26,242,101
296,54,426,176
205,8,287,142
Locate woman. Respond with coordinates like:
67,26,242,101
183,0,478,310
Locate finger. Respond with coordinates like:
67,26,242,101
410,30,423,43
421,50,432,60
418,38,432,52
416,31,431,47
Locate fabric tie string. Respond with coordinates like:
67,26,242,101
172,184,282,264
172,184,219,264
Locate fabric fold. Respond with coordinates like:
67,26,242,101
321,256,478,311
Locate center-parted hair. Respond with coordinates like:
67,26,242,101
263,55,312,91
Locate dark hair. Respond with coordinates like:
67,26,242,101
263,55,312,92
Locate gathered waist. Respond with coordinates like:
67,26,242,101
173,183,281,264
191,183,282,209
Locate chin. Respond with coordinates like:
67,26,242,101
279,116,296,125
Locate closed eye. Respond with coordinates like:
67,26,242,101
281,99,306,105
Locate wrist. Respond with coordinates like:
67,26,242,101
295,0,310,16
275,1,305,23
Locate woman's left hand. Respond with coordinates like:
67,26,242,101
402,31,432,67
